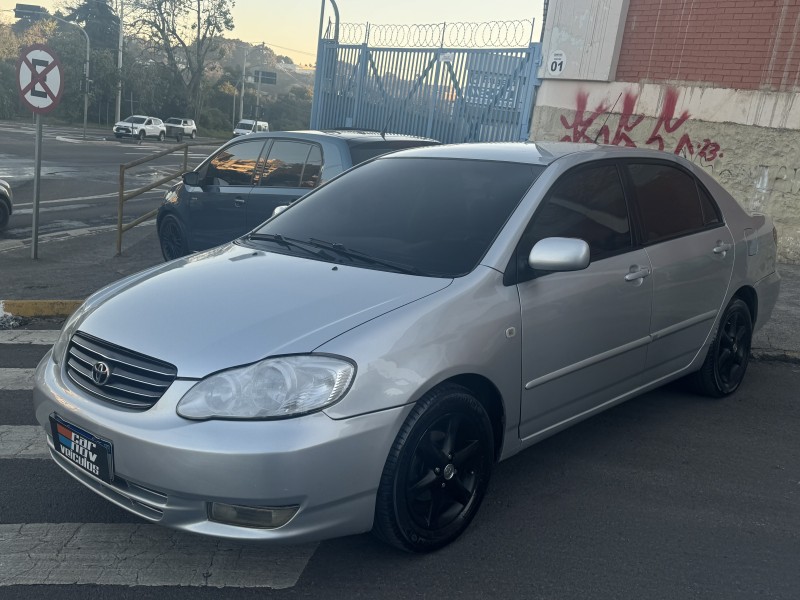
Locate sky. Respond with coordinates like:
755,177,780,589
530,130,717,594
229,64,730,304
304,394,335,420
2,0,544,65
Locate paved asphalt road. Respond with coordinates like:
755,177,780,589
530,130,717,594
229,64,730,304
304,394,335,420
1,325,798,599
0,122,221,244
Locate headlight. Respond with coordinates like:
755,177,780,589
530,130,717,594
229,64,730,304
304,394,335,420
176,355,355,420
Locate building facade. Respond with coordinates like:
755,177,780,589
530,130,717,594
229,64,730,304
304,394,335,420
531,0,800,262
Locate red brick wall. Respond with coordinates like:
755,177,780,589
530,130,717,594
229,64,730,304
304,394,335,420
616,0,800,91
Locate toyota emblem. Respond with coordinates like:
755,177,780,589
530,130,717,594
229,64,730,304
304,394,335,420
91,361,111,386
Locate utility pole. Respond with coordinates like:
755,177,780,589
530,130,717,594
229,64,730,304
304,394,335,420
115,0,124,122
239,45,247,121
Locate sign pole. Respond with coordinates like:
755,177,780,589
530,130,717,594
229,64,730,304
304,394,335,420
31,113,43,260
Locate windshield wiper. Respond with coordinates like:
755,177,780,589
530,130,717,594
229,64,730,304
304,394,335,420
306,238,423,276
247,233,333,259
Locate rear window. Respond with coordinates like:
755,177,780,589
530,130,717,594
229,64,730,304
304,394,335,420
252,157,543,277
347,140,438,165
166,118,181,124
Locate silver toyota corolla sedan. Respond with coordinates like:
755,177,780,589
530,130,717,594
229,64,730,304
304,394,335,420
33,143,780,552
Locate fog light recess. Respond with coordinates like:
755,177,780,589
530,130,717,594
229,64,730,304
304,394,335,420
209,502,299,529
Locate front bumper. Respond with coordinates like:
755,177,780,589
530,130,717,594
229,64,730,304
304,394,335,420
33,349,411,543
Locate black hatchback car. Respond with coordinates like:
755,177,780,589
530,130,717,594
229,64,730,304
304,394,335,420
157,130,439,260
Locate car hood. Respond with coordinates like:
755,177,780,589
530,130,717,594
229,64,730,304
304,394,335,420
77,244,452,378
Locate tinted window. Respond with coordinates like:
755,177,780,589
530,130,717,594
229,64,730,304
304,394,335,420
261,141,314,188
347,141,438,165
301,145,322,188
521,164,631,266
166,118,180,124
251,158,543,277
698,185,722,226
627,163,705,243
203,140,265,186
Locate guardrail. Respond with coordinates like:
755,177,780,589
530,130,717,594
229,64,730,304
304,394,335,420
116,143,189,255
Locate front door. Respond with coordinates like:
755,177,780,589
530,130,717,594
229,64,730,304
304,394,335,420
516,163,653,440
189,139,267,250
247,140,323,229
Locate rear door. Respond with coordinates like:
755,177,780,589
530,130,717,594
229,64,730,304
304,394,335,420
623,161,734,377
188,138,267,249
517,162,653,439
246,140,323,229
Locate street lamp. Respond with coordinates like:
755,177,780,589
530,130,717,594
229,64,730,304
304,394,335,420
14,3,90,140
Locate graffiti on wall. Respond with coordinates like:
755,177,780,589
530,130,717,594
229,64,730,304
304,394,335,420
559,88,724,162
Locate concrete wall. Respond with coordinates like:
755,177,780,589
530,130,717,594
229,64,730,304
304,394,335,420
531,80,800,262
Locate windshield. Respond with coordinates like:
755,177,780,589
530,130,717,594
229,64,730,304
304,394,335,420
248,157,544,277
235,121,254,130
125,116,146,124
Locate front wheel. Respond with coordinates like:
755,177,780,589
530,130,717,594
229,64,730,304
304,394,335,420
373,384,494,552
158,131,165,142
190,130,196,139
158,215,189,261
0,200,9,231
693,298,753,397
138,130,146,141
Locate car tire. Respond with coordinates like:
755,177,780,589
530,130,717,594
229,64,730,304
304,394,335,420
190,130,196,139
0,200,9,231
138,130,146,141
158,131,165,142
158,215,190,261
373,384,493,553
693,298,752,397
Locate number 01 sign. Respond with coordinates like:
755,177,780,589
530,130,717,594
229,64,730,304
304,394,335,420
547,50,566,77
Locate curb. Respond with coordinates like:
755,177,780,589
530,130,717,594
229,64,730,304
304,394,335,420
0,300,82,318
751,348,800,365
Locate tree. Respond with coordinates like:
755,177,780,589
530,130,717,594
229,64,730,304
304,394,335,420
130,0,234,117
63,0,120,50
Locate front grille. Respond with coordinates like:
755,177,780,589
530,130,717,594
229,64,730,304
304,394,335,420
66,332,177,410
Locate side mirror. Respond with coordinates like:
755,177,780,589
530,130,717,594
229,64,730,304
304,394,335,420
272,205,289,217
182,171,201,187
528,237,590,272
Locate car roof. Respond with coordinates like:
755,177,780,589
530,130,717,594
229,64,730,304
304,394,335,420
236,130,437,144
379,141,692,166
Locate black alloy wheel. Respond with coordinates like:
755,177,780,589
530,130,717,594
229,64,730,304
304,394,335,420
694,297,752,397
0,200,9,230
158,215,189,261
374,384,493,552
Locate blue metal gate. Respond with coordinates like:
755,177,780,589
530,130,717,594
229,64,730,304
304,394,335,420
310,21,542,143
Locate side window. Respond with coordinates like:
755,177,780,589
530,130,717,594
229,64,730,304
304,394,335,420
145,118,152,125
519,164,631,271
260,141,314,188
202,140,265,187
626,163,705,243
300,145,322,188
698,184,722,226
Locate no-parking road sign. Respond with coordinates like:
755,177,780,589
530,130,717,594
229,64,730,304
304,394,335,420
17,44,64,114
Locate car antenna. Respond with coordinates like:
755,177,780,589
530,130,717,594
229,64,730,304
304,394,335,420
593,92,623,144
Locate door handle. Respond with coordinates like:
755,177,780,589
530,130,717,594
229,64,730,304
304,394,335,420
713,242,732,255
234,196,247,207
624,266,651,282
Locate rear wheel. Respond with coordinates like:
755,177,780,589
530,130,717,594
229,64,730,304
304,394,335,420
158,215,189,261
158,131,165,142
0,200,9,231
373,384,493,552
693,298,752,397
190,130,196,139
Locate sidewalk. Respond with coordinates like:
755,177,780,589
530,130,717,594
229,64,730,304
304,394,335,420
1,226,798,361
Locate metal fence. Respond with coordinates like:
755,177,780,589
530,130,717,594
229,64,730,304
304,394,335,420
310,20,542,144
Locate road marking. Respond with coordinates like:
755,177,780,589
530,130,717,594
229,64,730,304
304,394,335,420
14,189,164,209
14,203,91,216
0,220,155,254
0,425,48,458
0,523,317,588
0,368,35,391
55,136,84,144
0,330,59,345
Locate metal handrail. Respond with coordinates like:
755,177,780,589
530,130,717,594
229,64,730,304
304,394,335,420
116,143,189,255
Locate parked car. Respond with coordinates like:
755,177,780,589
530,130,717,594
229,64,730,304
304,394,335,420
0,178,12,231
33,143,780,552
113,115,167,141
233,119,269,136
156,130,440,260
164,117,197,141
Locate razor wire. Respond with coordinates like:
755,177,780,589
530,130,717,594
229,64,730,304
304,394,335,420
334,20,535,48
